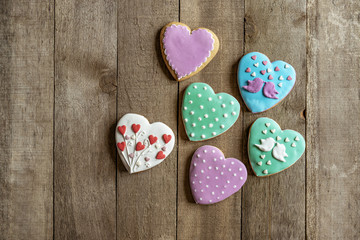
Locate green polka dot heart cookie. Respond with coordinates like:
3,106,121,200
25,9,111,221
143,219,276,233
248,117,305,177
182,83,240,141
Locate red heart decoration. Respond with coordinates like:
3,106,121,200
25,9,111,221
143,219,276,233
274,66,280,71
148,135,158,145
131,124,141,133
117,125,126,135
262,61,268,65
136,142,145,151
117,142,126,151
156,151,166,159
162,134,172,144
251,55,257,60
268,75,273,80
260,70,266,75
287,76,292,80
245,67,251,73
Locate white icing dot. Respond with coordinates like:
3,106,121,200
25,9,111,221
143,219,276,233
200,105,204,109
266,160,272,165
257,161,262,166
212,150,215,153
265,123,271,127
221,104,226,108
223,113,228,118
220,124,225,129
232,112,236,116
192,181,195,184
267,68,272,73
197,93,202,97
260,155,265,159
196,154,200,158
193,85,197,89
221,191,225,194
230,101,234,105
215,118,219,122
228,168,232,172
295,136,300,141
201,134,205,139
201,189,204,192
187,92,191,95
217,197,220,199
284,137,290,142
190,111,194,115
202,159,206,163
251,72,256,77
199,197,202,200
209,123,213,128
278,83,283,87
208,97,212,101
206,185,209,188
211,192,215,195
270,129,276,133
190,133,195,137
292,143,296,147
221,172,224,175
208,166,212,169
262,130,267,134
202,125,206,129
193,163,197,166
276,136,281,141
198,117,202,121
218,96,222,100
233,185,237,188
231,162,234,165
234,173,237,176
206,176,210,179
263,169,268,174
215,176,218,179
239,168,242,171
211,108,216,112
220,157,223,160
204,114,208,118
183,106,187,110
184,118,188,122
201,170,204,173
240,177,243,180
214,158,217,162
209,200,212,203
222,165,226,168
199,181,202,184
285,64,289,68
192,123,196,127
194,189,197,192
279,75,284,80
216,185,219,188
189,100,193,104
194,174,197,177
203,150,207,153
212,132,216,136
203,86,207,90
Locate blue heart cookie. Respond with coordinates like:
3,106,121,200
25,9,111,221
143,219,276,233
238,52,296,113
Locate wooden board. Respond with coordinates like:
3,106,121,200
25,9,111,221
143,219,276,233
0,1,54,239
54,0,117,239
117,0,179,239
177,1,245,239
0,0,359,239
306,0,360,239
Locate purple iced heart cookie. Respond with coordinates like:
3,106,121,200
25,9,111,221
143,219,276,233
189,145,248,205
160,22,219,81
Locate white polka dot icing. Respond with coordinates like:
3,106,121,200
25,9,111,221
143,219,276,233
189,145,247,204
115,113,175,174
182,83,240,141
248,117,305,177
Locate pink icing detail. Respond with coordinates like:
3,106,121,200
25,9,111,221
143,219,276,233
260,70,266,75
262,61,268,65
163,24,215,79
245,67,251,72
162,146,167,151
242,78,264,93
145,157,150,161
268,75,273,80
129,153,134,158
251,55,257,60
274,66,280,71
189,145,247,204
263,82,279,99
287,76,292,80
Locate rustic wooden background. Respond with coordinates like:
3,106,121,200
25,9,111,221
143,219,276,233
1,0,359,239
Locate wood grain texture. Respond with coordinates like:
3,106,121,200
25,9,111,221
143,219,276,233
0,1,54,239
54,0,117,239
242,0,307,239
117,1,178,239
177,1,245,239
306,0,360,239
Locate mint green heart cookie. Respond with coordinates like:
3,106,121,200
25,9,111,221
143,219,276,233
182,83,240,141
248,117,305,177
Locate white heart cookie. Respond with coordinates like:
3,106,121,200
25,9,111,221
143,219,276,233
115,113,175,174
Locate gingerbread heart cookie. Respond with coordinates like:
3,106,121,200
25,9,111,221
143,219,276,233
160,22,219,81
182,83,240,141
238,52,296,113
190,145,247,204
115,113,175,174
248,117,305,177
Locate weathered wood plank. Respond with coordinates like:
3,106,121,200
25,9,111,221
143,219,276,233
54,0,117,239
242,1,307,239
177,1,245,239
0,1,54,239
306,0,360,239
117,1,179,239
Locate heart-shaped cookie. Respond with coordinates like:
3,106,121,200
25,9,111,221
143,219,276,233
238,52,296,113
189,145,247,204
248,117,305,177
115,113,175,174
182,83,240,141
160,22,219,81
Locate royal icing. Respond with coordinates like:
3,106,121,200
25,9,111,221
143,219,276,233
238,52,296,113
161,22,219,81
248,117,305,177
182,83,240,141
189,145,247,204
115,113,175,174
